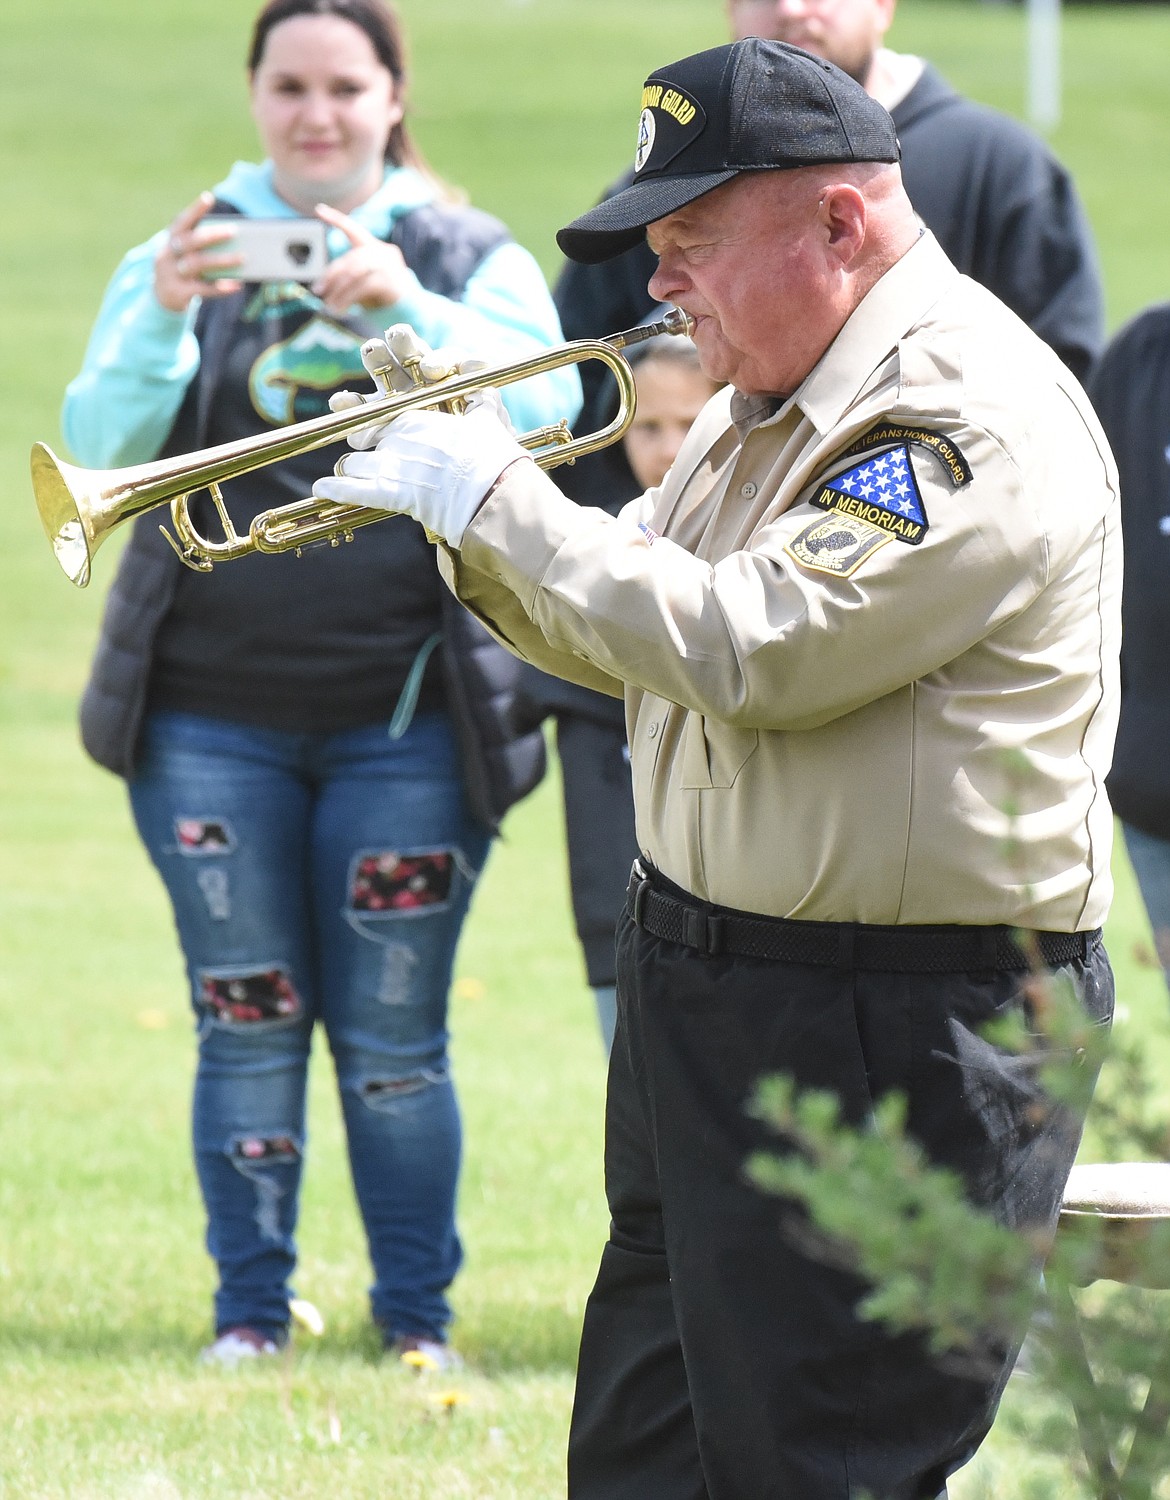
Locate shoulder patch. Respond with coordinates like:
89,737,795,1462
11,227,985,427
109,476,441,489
842,422,973,488
784,514,893,577
809,443,929,545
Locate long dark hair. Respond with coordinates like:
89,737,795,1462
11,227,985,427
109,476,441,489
247,0,427,175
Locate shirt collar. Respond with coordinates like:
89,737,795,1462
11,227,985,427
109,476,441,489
729,389,783,439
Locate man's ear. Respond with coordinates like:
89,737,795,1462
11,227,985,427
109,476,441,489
818,185,867,265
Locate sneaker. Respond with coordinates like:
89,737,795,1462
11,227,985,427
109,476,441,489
198,1326,280,1367
387,1333,464,1372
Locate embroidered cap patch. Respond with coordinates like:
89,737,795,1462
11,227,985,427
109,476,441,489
810,444,928,545
634,81,707,175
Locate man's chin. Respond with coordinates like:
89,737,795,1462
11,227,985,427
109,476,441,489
691,323,734,386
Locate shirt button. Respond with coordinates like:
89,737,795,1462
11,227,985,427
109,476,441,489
647,722,660,739
740,481,758,499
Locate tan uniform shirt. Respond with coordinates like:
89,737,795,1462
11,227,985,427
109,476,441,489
442,234,1121,931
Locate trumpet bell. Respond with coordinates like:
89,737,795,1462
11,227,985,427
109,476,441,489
32,440,193,587
32,443,96,588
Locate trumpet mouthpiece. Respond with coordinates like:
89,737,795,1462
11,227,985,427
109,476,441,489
607,306,696,351
660,306,696,339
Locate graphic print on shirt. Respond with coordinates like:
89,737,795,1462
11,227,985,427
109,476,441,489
243,284,372,426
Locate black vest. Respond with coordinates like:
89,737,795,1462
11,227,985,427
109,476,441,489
79,200,544,831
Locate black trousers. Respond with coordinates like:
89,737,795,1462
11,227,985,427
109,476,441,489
567,897,1114,1500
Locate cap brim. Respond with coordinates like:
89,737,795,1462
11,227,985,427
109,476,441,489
557,169,738,264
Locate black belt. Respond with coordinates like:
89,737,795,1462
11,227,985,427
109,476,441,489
625,862,1098,974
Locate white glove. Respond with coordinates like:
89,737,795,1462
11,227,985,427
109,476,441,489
328,324,493,450
312,403,528,547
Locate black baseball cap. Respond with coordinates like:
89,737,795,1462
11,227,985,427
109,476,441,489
557,39,900,265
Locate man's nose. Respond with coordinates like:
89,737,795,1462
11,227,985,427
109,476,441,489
648,255,683,303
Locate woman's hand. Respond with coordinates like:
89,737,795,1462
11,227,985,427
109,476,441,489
312,202,413,315
154,192,244,312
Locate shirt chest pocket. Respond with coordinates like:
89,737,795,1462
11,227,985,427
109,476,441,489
680,715,759,789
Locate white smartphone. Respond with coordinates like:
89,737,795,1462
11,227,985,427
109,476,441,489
202,216,329,282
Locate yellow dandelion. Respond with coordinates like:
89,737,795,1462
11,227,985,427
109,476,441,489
428,1389,466,1415
289,1298,325,1336
400,1347,440,1372
136,1009,169,1030
453,977,486,1002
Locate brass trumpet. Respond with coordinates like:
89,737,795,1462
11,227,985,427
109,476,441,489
32,308,695,588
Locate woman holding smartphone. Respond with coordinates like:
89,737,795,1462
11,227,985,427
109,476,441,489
63,0,577,1369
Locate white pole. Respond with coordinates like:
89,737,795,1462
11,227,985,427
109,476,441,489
1027,0,1062,130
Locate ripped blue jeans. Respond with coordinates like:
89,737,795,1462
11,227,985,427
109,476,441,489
129,709,490,1345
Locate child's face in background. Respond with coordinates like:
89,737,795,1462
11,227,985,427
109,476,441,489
622,357,720,492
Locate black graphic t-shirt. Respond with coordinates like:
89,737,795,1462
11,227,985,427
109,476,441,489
151,283,445,733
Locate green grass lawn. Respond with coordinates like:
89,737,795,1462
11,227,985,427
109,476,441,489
4,2,1170,1495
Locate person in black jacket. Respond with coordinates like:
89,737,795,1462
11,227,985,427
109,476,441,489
1089,308,1170,995
545,0,1105,1043
735,0,1104,380
63,0,577,1369
563,0,1103,504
